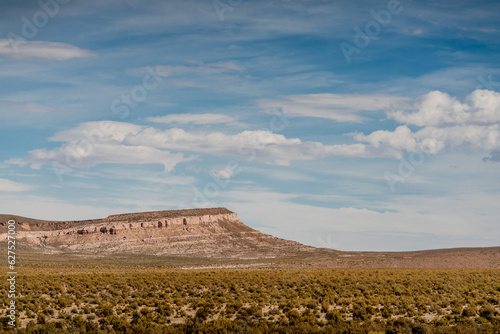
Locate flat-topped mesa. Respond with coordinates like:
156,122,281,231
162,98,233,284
0,208,237,232
0,207,318,258
88,208,239,234
103,207,235,223
0,207,249,251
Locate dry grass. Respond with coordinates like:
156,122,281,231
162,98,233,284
0,265,499,333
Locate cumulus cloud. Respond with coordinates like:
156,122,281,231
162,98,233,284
387,89,500,126
354,124,500,156
6,122,192,171
0,39,97,61
258,93,411,122
7,121,389,170
354,126,421,153
0,179,32,192
119,125,387,163
10,89,499,171
351,89,500,158
147,113,237,125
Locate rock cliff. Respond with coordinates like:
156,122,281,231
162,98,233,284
0,208,316,259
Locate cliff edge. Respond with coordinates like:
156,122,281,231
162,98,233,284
0,208,317,259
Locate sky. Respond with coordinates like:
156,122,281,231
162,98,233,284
0,0,499,251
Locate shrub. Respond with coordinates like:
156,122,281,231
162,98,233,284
462,307,476,317
480,306,498,320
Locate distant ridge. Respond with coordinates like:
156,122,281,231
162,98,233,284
0,208,498,268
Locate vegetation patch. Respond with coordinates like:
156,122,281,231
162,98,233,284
0,268,499,333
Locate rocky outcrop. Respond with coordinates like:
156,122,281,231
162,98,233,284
0,208,316,259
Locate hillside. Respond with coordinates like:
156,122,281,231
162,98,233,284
1,208,499,268
0,208,319,259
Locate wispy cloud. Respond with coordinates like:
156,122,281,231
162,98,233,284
0,178,33,192
8,144,192,172
0,40,97,61
259,94,411,122
147,113,238,125
0,100,56,115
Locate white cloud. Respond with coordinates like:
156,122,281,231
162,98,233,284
49,121,143,142
24,144,189,171
7,121,389,171
10,89,499,171
0,179,32,192
388,89,500,126
6,121,193,171
416,125,500,151
0,39,97,61
354,126,419,152
259,93,411,122
121,126,388,162
147,113,237,125
354,124,500,156
351,90,500,157
210,167,234,179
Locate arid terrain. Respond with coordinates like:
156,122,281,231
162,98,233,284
0,207,499,269
1,208,499,333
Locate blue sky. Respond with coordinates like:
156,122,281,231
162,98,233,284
0,0,499,251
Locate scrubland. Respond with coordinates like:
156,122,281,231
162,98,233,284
0,268,499,333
